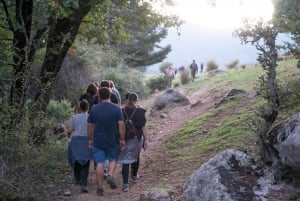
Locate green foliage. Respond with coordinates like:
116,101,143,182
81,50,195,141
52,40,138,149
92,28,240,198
226,59,239,69
180,70,190,85
159,61,173,74
101,67,148,99
47,99,73,123
0,126,69,199
146,75,168,93
206,60,219,71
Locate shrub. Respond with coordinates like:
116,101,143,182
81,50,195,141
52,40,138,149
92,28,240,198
101,67,148,99
240,64,247,69
47,99,74,123
206,60,218,71
180,71,190,85
226,59,239,69
159,61,173,74
146,75,168,93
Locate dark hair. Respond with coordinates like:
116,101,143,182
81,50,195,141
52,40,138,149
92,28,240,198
127,93,138,108
86,83,98,95
124,93,130,100
100,80,110,88
80,99,89,112
98,87,111,100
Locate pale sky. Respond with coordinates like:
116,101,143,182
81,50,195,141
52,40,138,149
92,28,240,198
168,0,274,30
146,0,275,73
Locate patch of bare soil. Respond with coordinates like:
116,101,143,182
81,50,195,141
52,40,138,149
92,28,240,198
61,85,257,201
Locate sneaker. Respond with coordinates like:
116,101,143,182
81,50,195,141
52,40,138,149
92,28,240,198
122,183,129,192
106,175,117,189
96,188,104,196
132,175,139,183
80,186,89,193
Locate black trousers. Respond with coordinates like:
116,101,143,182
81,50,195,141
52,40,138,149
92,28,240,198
122,156,140,184
74,160,90,187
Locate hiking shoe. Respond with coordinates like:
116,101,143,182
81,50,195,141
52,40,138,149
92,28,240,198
96,188,104,196
106,175,117,189
122,183,129,192
80,186,89,193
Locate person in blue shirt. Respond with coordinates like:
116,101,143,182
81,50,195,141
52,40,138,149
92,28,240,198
87,87,126,196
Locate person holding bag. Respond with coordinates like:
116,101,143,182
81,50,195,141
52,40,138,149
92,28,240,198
118,93,148,192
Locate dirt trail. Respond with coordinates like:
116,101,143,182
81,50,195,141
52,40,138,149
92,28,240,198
64,85,234,201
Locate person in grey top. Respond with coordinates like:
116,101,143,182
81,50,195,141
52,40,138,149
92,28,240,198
67,99,93,193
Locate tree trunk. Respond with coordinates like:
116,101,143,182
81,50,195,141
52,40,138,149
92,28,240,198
29,0,101,144
9,0,33,125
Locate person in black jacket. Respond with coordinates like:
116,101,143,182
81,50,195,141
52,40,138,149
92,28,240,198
118,93,149,192
78,83,99,112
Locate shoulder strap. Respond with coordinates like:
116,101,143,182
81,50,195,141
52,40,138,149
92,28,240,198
123,107,137,120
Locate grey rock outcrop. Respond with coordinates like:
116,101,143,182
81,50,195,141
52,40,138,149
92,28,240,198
214,88,246,108
140,188,170,201
183,149,262,201
269,113,300,170
151,89,190,111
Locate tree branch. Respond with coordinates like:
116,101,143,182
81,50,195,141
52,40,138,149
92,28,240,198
0,0,14,31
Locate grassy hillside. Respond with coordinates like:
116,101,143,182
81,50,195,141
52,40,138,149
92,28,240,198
147,59,300,185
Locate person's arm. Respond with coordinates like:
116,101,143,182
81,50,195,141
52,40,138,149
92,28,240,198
67,126,73,137
118,120,126,150
142,126,148,150
87,122,94,148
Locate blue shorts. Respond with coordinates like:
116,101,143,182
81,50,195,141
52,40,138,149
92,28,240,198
93,146,120,164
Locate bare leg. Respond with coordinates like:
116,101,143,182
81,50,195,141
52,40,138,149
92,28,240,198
107,160,117,176
96,163,104,189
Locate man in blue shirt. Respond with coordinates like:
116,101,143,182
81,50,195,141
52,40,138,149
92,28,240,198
88,87,126,196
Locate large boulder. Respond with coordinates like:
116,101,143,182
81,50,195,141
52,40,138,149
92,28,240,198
183,149,262,201
268,113,300,171
151,89,190,111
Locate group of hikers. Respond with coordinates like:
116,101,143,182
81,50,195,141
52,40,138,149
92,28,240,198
164,59,204,85
67,79,148,196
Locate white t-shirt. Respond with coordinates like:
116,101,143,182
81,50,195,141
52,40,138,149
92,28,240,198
69,113,89,137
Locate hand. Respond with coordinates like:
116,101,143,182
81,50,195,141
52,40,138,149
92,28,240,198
120,140,126,151
143,140,148,150
88,140,93,148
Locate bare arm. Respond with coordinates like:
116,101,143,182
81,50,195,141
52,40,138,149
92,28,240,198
87,123,94,148
118,120,126,150
66,126,73,137
142,126,149,150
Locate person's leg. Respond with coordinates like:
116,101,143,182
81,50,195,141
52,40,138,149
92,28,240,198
122,163,130,184
73,161,80,184
96,162,105,188
105,145,120,189
131,157,139,175
122,163,130,191
80,161,90,192
93,147,106,195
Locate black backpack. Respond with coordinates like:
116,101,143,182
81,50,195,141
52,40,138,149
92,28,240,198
123,108,137,140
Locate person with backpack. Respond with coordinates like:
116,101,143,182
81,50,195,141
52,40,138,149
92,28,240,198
118,92,148,192
189,59,198,82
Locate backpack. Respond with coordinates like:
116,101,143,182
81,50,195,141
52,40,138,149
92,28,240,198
123,108,137,140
